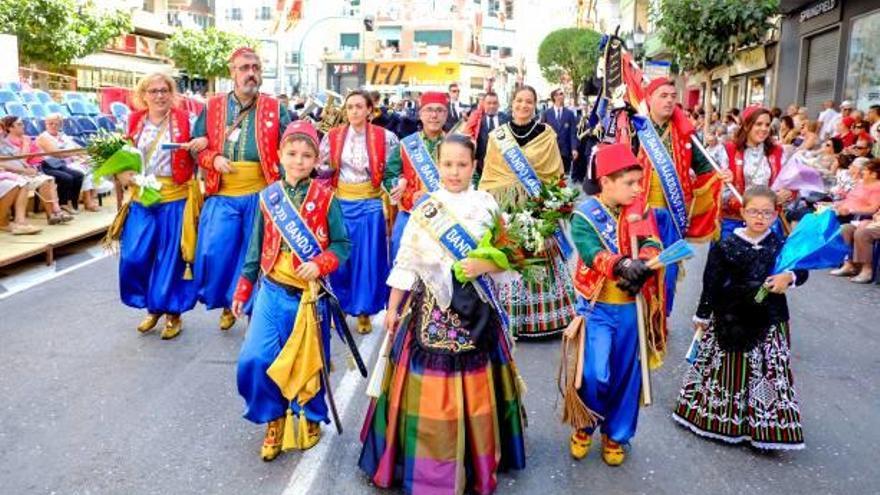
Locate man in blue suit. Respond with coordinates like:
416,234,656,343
475,91,510,175
542,88,579,176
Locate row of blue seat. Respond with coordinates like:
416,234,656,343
19,115,117,146
1,100,102,119
0,87,97,106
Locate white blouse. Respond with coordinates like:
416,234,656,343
387,187,515,309
319,126,399,184
136,119,173,177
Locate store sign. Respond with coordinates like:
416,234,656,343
106,34,167,61
800,0,836,23
331,64,359,75
644,60,671,80
731,46,767,76
367,62,459,86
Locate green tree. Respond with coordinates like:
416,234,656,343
166,28,258,80
0,0,132,67
654,0,779,72
537,28,602,91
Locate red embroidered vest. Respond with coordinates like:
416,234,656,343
327,123,387,189
127,108,194,184
722,141,783,216
201,93,281,195
259,179,334,275
572,212,633,301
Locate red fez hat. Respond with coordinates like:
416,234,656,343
420,91,449,108
595,143,641,178
645,77,675,98
742,104,766,124
281,120,319,151
229,46,257,63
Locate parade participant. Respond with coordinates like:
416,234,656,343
192,46,291,330
320,90,399,334
673,185,807,450
443,82,466,132
359,134,526,495
632,78,732,314
474,91,510,178
718,105,790,239
565,143,663,466
232,120,350,461
112,72,206,339
369,91,402,137
479,85,577,339
385,91,447,262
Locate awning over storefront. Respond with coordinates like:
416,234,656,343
74,52,178,77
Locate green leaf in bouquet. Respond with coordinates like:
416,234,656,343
139,186,162,206
92,146,142,182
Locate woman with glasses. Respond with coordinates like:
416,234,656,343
36,113,112,212
319,90,399,334
477,85,577,339
107,72,206,339
718,105,790,240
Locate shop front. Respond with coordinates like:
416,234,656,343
326,62,366,94
777,0,880,115
74,33,177,92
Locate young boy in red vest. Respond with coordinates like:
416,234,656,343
232,121,351,461
568,143,665,466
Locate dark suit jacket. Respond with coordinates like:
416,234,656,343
476,112,511,162
542,106,579,158
444,102,466,132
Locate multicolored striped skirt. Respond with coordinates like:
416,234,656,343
497,239,576,339
358,294,526,494
673,322,805,450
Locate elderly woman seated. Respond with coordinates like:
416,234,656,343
0,117,73,224
830,158,880,283
36,113,112,212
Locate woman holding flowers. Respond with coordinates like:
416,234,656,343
478,85,577,339
96,72,207,339
359,134,526,495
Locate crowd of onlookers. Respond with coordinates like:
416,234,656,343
691,99,880,284
0,113,113,236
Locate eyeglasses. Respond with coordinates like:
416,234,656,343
449,89,460,93
146,88,170,96
743,208,776,219
235,63,261,73
421,107,448,115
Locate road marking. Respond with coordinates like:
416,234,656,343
281,316,384,495
0,252,109,301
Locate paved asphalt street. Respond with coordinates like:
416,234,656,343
1,245,878,495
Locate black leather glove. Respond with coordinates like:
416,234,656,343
613,257,652,285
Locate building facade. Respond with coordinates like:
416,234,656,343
776,0,880,116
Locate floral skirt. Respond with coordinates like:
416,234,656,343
358,287,526,495
673,323,804,450
497,240,576,339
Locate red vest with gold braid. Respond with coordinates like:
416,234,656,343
259,179,337,276
633,110,695,212
573,210,637,302
722,141,783,216
127,108,194,184
398,138,432,212
197,93,281,195
327,123,387,189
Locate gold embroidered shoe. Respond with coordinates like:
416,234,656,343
570,430,592,460
137,313,161,333
261,416,286,461
356,315,372,334
161,315,182,340
219,308,236,331
300,421,322,451
601,435,625,466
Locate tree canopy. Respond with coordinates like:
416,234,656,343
0,0,132,67
166,28,259,80
537,28,602,91
654,0,779,71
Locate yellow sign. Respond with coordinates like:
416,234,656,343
367,62,460,86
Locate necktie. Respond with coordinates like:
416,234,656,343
557,108,562,122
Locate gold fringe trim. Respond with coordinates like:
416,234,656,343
557,316,602,430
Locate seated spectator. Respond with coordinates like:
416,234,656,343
779,115,800,145
0,117,73,224
799,120,820,151
844,132,875,160
831,159,880,282
836,116,857,148
36,113,112,212
831,154,861,200
0,175,42,235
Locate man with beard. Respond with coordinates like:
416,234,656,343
384,92,448,262
192,46,291,330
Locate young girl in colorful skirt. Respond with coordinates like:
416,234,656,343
232,121,351,461
359,134,526,494
673,185,807,450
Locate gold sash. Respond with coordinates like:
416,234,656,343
647,170,668,208
218,161,267,196
596,280,635,304
269,251,307,287
133,177,188,204
336,181,384,200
